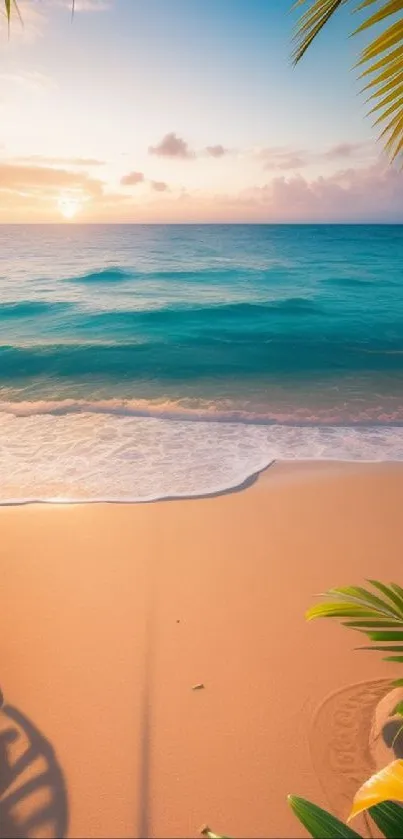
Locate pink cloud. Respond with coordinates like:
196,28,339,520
149,132,195,159
1,156,400,224
206,144,228,158
324,142,368,160
150,180,169,192
120,170,145,186
240,163,403,222
258,142,375,171
0,162,103,197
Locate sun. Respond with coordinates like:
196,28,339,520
58,195,81,220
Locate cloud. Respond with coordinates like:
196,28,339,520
120,170,145,186
17,155,105,166
205,144,228,158
148,133,230,161
239,162,403,222
120,171,168,191
150,180,169,192
0,162,104,198
149,132,195,159
257,142,375,172
324,142,368,160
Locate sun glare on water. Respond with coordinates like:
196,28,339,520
58,196,81,220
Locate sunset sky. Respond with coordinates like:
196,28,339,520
0,0,402,223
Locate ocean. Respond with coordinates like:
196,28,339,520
0,223,403,502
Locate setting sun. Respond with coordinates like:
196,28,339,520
57,195,81,220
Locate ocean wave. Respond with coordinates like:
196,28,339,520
150,267,268,282
79,298,321,328
1,335,403,381
65,266,132,284
1,397,403,426
0,301,73,319
0,411,402,504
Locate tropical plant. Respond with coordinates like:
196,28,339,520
290,759,403,838
306,579,403,687
292,1,403,163
201,761,403,838
200,581,403,839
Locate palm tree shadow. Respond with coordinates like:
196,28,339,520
0,703,68,838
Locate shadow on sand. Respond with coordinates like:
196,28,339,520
0,698,68,839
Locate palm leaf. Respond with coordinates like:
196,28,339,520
289,794,403,838
2,0,25,29
369,800,403,839
292,0,403,162
288,796,363,837
306,580,403,682
292,1,348,63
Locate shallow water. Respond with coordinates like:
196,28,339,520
0,224,402,501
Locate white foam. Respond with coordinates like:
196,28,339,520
0,411,403,503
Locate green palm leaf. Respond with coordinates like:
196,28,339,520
292,0,403,162
289,795,403,838
288,796,363,837
370,800,403,837
306,580,403,681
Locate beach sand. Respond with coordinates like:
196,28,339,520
1,462,403,839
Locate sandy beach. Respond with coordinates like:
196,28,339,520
1,461,403,839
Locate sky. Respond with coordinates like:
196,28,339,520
0,0,401,223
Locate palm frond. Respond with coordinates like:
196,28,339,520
292,0,403,162
369,800,403,838
2,0,25,29
288,796,363,838
292,1,348,63
290,792,403,838
356,8,403,161
306,580,403,681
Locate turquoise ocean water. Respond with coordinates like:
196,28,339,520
1,223,403,501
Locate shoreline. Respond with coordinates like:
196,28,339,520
2,461,403,838
0,457,403,506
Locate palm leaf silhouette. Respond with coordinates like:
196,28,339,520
292,0,403,162
0,701,68,839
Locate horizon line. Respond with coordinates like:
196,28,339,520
0,221,402,227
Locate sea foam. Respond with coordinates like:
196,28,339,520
0,408,403,504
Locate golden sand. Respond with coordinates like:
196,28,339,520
1,462,403,838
